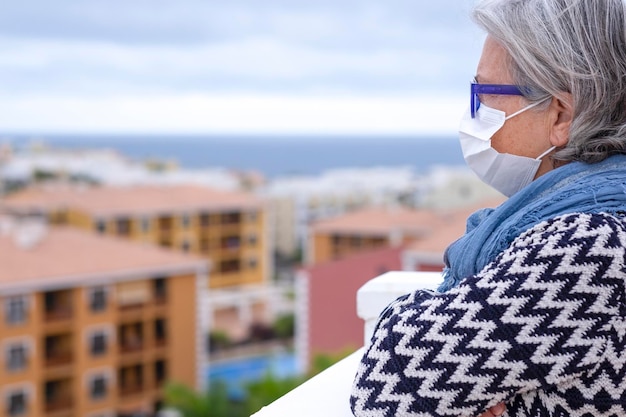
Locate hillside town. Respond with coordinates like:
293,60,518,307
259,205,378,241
0,142,504,417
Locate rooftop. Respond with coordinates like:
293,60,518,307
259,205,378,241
0,222,207,291
406,197,506,253
1,184,263,217
310,207,445,236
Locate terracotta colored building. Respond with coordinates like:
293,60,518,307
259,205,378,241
0,221,208,417
298,198,508,370
1,185,268,290
296,247,403,369
402,197,507,271
307,207,447,265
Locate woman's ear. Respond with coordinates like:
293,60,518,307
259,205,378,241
549,93,573,147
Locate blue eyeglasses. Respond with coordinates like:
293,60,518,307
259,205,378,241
471,80,525,118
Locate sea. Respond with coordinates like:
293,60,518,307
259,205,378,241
5,134,466,178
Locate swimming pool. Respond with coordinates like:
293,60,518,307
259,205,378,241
207,352,300,398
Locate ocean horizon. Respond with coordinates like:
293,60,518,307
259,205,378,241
4,134,466,178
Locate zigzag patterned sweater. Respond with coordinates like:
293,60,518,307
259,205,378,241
351,212,626,417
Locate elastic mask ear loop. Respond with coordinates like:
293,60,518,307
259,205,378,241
505,98,549,120
536,146,556,161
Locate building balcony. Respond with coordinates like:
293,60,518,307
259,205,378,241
44,333,74,368
119,323,144,353
45,397,73,413
119,302,145,312
44,378,74,414
251,271,442,417
220,212,242,226
153,278,168,304
44,308,73,322
119,384,144,397
119,365,145,397
43,289,74,323
45,353,73,368
119,342,144,354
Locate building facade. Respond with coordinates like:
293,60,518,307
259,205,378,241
0,222,208,417
307,207,446,265
1,185,268,290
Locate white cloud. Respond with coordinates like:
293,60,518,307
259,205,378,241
0,35,470,93
0,0,482,133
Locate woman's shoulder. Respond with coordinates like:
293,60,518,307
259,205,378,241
510,211,626,252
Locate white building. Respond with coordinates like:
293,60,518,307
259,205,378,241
0,144,243,191
262,165,503,261
417,165,504,210
262,166,420,259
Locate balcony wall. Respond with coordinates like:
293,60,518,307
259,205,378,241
251,271,442,417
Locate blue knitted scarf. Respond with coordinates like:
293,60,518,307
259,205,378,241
439,154,626,292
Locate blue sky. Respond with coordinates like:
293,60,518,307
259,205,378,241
0,0,485,135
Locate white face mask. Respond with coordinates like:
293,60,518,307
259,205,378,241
459,101,555,197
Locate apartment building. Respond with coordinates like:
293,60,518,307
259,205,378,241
401,196,507,271
296,197,508,371
1,185,268,290
262,166,419,259
307,207,447,265
0,220,208,417
295,247,403,370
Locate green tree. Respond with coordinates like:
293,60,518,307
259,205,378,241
164,350,354,416
272,313,295,339
243,373,305,415
309,348,355,375
164,381,245,417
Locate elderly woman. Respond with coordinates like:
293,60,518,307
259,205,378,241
350,1,626,416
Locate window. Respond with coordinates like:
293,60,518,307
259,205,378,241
90,375,108,400
95,220,107,234
154,360,167,386
181,214,191,229
43,290,72,320
154,319,167,344
153,278,167,301
5,296,27,325
7,390,27,416
90,331,107,356
116,218,131,236
221,212,241,225
219,259,241,274
247,234,258,247
248,257,258,270
181,240,190,252
199,213,210,227
158,216,172,231
221,236,240,250
44,292,56,313
89,287,107,312
6,343,27,372
140,217,151,233
350,236,362,248
248,211,258,223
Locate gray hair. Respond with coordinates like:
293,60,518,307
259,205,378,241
472,0,626,163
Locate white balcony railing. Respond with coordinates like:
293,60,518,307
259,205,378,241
251,271,442,417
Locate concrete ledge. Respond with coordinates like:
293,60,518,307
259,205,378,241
251,348,363,417
357,271,442,345
251,271,442,417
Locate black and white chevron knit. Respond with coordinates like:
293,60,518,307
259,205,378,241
351,212,626,417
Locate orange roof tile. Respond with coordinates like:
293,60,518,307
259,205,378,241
0,226,207,290
311,207,445,236
406,196,507,254
1,184,263,217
